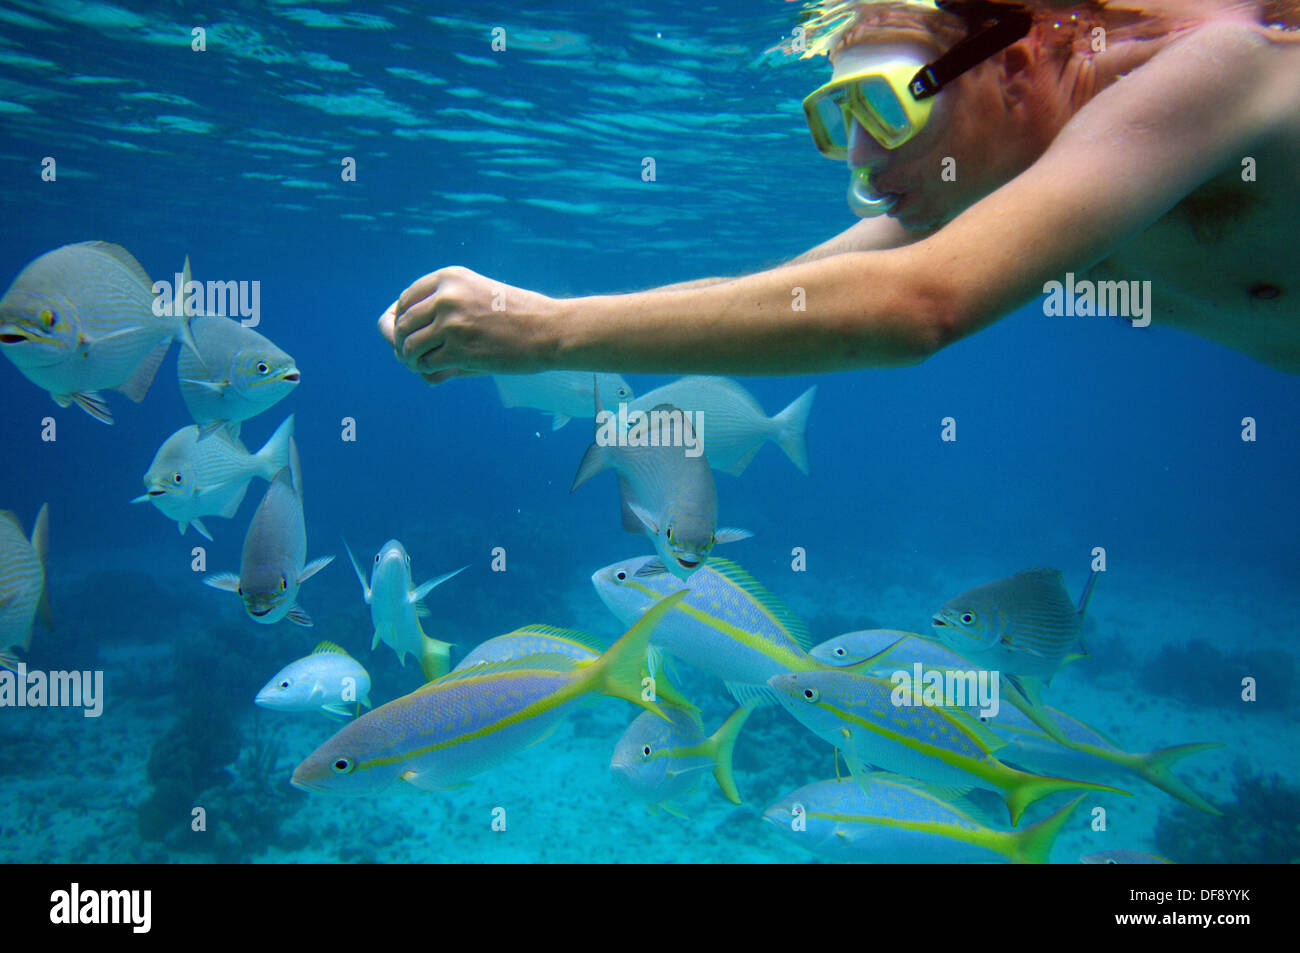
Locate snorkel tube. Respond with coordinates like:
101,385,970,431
847,166,897,217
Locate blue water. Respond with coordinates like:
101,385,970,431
0,1,1297,864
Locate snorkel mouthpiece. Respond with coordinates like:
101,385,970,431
847,166,896,217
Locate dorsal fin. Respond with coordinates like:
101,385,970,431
705,557,812,650
312,641,350,658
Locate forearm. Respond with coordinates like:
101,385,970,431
651,275,733,292
554,247,955,375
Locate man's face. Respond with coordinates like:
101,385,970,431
838,39,1005,230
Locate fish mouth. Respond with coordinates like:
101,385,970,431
248,606,272,618
147,489,167,497
674,556,700,571
0,331,31,344
931,617,947,627
282,370,300,382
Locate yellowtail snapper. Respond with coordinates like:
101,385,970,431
290,590,686,796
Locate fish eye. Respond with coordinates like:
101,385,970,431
666,527,674,543
961,612,976,625
834,647,846,657
38,308,55,328
641,745,652,758
278,575,287,592
279,679,291,689
374,554,382,566
615,570,627,582
331,758,354,775
802,687,819,703
172,472,184,484
1105,859,1119,865
256,362,269,375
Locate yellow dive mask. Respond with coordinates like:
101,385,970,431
802,0,1033,215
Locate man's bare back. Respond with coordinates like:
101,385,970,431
1094,21,1300,370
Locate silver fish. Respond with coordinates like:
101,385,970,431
134,415,294,540
0,242,197,423
204,439,332,626
573,389,750,578
346,539,465,681
256,641,372,717
494,371,633,430
178,313,299,438
629,377,816,475
932,567,1097,710
0,504,49,671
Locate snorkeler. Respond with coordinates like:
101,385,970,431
380,0,1300,377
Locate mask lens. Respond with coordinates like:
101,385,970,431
856,76,910,141
809,93,850,154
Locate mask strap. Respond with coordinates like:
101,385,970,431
908,0,1033,100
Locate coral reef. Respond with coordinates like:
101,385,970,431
1154,759,1300,863
1147,640,1295,710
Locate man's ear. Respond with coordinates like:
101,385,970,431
999,42,1036,106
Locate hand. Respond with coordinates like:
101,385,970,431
378,266,562,384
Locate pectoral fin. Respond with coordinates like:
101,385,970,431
714,528,753,545
203,572,240,592
285,604,314,627
298,555,334,585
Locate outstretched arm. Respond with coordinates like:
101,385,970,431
385,22,1283,378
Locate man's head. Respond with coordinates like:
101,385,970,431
804,0,1120,228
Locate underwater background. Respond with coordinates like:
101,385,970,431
0,0,1297,863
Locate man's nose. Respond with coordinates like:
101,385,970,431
848,119,889,168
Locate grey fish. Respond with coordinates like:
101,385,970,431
932,567,1097,709
0,242,197,423
572,387,750,578
629,377,816,475
178,313,299,438
203,439,332,626
134,415,294,539
0,504,49,671
494,371,633,430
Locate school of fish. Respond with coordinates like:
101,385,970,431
0,241,1225,863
